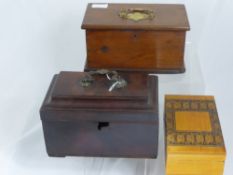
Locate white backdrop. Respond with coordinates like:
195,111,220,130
0,0,233,174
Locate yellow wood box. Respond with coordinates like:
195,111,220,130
164,95,226,175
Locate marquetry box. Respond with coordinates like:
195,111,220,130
82,3,190,73
164,95,226,175
40,71,158,158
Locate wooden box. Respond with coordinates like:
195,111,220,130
40,71,158,158
82,3,190,73
164,95,226,175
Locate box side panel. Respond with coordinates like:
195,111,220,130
86,30,185,73
166,159,225,175
42,120,158,158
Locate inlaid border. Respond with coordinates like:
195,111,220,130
165,99,224,146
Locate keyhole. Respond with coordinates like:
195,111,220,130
100,46,109,53
134,34,137,38
98,122,109,130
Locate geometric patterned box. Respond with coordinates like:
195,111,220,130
164,95,226,175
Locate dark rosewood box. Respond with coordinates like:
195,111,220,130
82,3,190,73
40,71,158,158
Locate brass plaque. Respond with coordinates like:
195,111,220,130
119,8,155,22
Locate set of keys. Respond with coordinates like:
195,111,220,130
81,69,127,92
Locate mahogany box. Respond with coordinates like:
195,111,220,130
40,71,158,158
164,95,226,175
82,3,190,73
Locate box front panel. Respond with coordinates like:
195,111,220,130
86,30,185,73
166,159,225,175
42,120,158,158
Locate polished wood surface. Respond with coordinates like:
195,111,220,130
40,71,158,158
82,4,190,30
42,121,158,158
85,30,186,73
82,3,190,73
164,95,226,175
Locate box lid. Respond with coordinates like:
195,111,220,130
40,71,158,122
82,3,190,31
165,95,226,161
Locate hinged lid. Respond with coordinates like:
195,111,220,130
41,71,158,122
82,3,190,31
165,95,226,161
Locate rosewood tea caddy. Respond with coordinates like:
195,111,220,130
40,71,159,158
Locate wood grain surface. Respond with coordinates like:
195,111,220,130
82,3,190,73
164,95,226,175
82,3,190,30
85,30,186,73
40,72,159,158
